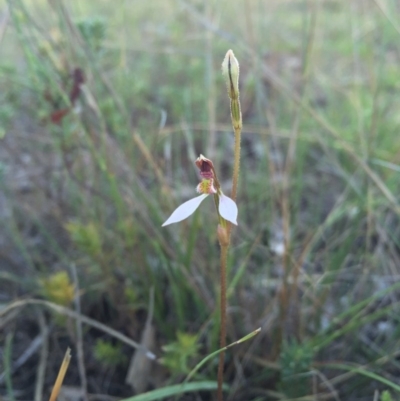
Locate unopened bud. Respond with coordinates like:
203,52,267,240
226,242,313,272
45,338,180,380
217,224,229,247
222,49,240,100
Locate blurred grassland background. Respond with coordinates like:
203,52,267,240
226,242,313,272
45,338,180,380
2,0,400,400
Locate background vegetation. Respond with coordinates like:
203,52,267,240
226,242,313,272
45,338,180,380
2,0,400,400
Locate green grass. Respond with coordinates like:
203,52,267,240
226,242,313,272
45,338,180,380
2,0,400,400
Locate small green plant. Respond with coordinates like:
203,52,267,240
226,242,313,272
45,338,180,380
40,271,75,306
381,390,394,401
76,17,107,52
279,340,314,398
160,331,200,376
65,221,102,258
94,339,127,368
39,271,75,327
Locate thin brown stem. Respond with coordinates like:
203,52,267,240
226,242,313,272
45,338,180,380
217,121,241,398
217,244,228,401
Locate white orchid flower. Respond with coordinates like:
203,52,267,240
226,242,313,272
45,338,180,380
162,155,238,227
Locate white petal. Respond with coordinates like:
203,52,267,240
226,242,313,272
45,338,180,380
162,194,209,227
218,194,238,225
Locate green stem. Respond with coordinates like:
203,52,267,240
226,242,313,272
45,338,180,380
231,123,242,203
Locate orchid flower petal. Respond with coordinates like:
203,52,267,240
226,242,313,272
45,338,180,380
218,194,238,225
162,194,209,226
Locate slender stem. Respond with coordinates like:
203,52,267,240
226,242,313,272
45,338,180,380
217,121,241,399
218,50,242,401
231,124,242,203
217,244,228,401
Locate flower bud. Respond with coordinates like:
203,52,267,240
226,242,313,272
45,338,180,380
217,224,229,247
222,49,240,100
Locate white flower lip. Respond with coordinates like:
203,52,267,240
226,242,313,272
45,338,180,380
162,192,238,227
218,194,238,225
162,194,209,227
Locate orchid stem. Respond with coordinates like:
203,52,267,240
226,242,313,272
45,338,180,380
218,50,242,401
217,244,228,401
231,124,242,204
